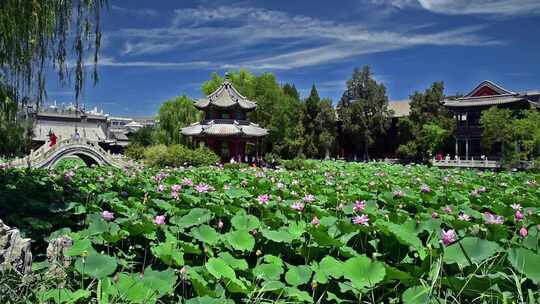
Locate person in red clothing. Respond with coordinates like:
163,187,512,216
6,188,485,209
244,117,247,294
49,131,57,147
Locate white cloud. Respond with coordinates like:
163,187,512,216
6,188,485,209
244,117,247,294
104,6,502,70
370,0,540,15
418,0,540,15
111,5,158,17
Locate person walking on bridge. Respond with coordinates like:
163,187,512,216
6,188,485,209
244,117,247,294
48,130,57,147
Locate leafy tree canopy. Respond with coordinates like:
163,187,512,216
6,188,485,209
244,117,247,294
337,66,391,160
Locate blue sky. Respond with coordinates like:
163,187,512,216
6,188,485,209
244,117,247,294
46,0,540,116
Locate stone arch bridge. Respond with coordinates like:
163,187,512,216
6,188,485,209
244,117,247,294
5,138,130,169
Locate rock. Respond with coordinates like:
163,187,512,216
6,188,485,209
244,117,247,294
46,235,73,279
0,219,32,274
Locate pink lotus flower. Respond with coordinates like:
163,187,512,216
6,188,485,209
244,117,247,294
303,194,315,203
519,227,528,238
441,229,456,246
353,214,369,226
153,172,168,182
257,194,271,205
182,178,193,186
64,171,75,182
353,200,366,212
511,203,522,211
157,184,165,192
458,213,471,221
515,210,524,221
432,212,439,219
217,220,224,229
443,206,453,214
101,210,115,221
420,184,431,193
393,190,404,198
171,184,182,192
195,183,211,193
484,212,504,225
291,202,305,211
171,191,180,200
180,266,188,275
311,216,320,226
153,215,166,225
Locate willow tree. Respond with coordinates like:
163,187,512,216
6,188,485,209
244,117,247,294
1,0,106,105
0,0,105,156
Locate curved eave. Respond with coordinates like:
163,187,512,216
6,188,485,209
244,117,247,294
181,123,267,138
443,96,526,107
196,80,257,110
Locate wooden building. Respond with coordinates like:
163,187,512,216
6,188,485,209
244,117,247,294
181,76,268,161
443,80,540,159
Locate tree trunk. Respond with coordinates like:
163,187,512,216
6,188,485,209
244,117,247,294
364,139,370,161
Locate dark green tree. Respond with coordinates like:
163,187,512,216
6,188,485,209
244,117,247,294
129,126,156,147
303,85,322,158
315,98,337,158
337,66,391,160
155,95,201,145
397,82,454,161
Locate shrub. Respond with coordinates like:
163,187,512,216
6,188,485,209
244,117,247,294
143,144,169,167
143,144,219,167
223,162,249,170
125,143,146,160
281,157,317,170
189,146,220,166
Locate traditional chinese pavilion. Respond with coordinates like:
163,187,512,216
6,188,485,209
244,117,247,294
443,80,540,159
181,76,268,161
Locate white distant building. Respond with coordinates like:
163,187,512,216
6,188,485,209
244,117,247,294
27,102,156,152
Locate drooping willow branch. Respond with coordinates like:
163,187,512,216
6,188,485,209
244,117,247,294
0,0,106,109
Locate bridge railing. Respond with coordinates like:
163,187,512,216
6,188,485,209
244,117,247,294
432,158,500,169
7,136,130,169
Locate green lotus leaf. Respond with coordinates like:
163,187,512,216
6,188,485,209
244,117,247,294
285,265,312,286
74,252,117,279
402,286,431,304
343,255,386,289
191,224,220,245
376,220,427,259
444,237,502,268
226,229,255,251
231,211,260,230
206,257,236,280
508,247,540,284
218,252,248,270
253,263,284,281
172,208,213,228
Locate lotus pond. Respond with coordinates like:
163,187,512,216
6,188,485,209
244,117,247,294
1,161,540,303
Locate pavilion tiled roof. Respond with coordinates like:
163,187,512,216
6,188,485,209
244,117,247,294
195,79,257,110
181,120,268,138
443,80,540,108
